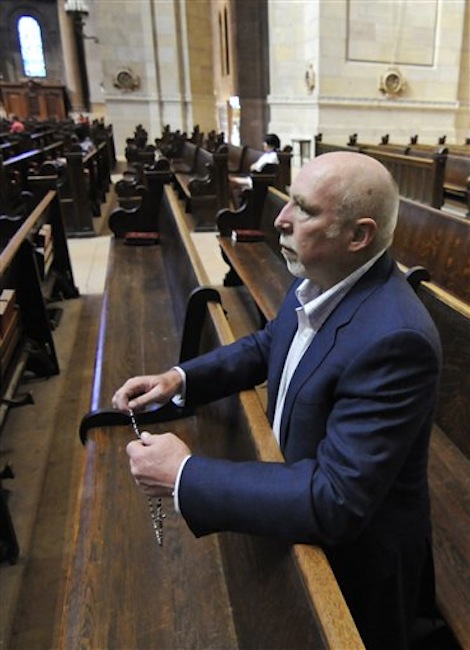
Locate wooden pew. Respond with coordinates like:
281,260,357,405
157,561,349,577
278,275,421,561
226,142,292,194
226,142,247,172
218,175,287,238
413,284,470,650
109,159,172,237
406,144,470,215
156,127,188,161
314,136,447,209
0,119,115,235
217,187,470,649
0,141,21,160
353,135,470,216
217,187,291,322
81,140,112,217
442,152,470,215
0,142,65,215
58,183,364,649
0,190,78,564
161,130,291,230
359,147,447,209
167,139,200,174
217,186,291,320
314,134,360,156
203,129,225,152
392,197,470,304
171,143,230,231
27,152,97,238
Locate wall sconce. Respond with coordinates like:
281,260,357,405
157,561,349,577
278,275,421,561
305,63,315,94
64,0,99,42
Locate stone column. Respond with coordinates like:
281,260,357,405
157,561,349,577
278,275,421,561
57,1,85,111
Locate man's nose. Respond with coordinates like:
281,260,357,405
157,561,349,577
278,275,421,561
274,204,292,231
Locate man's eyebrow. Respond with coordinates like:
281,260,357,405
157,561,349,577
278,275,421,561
291,193,317,215
291,193,305,207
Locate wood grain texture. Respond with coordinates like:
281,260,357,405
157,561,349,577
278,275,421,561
429,426,470,650
393,198,470,304
59,424,237,650
418,285,470,459
218,237,292,321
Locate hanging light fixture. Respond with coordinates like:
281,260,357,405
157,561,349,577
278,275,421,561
64,0,89,15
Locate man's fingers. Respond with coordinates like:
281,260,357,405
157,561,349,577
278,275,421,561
140,431,153,444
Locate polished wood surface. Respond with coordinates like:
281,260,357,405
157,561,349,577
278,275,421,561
218,236,292,321
429,426,470,649
418,285,470,459
59,242,238,649
0,81,67,121
393,198,470,304
60,424,238,649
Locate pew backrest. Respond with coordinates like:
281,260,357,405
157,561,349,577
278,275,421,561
361,146,447,209
393,197,470,304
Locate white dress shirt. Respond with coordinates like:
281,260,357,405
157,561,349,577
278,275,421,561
272,249,385,442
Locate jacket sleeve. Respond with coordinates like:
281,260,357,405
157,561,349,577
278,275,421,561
179,278,299,408
178,323,272,408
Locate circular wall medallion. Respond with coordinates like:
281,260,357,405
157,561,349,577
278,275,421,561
379,68,405,97
113,68,140,92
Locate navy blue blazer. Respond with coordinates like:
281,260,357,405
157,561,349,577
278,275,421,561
179,253,441,548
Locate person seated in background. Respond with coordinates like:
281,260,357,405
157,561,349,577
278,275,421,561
249,132,281,171
9,115,25,133
75,124,96,155
229,132,281,207
77,113,90,126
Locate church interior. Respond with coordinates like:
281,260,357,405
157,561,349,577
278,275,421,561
0,0,469,648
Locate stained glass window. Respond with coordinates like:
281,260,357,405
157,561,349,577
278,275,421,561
18,16,46,78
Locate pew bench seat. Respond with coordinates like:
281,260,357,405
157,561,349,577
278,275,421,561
218,235,293,322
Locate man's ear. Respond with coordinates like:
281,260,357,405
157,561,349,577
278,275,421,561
349,218,377,251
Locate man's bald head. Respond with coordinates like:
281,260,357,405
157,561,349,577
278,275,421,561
301,152,399,253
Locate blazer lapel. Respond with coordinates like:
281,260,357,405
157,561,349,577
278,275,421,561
278,253,395,450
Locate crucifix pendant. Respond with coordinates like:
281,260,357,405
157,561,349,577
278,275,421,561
129,409,165,546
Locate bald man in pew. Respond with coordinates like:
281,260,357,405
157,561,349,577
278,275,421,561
113,152,442,650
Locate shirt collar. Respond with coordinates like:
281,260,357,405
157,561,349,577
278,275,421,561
295,250,386,331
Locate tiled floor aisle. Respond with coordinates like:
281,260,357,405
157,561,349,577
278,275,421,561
67,230,229,296
67,235,111,295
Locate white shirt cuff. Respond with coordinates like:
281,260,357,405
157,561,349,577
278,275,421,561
173,454,192,513
171,366,186,407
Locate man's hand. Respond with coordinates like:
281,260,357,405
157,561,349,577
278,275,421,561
112,368,183,412
126,431,191,497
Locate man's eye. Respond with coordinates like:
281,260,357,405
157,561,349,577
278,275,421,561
295,204,314,219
